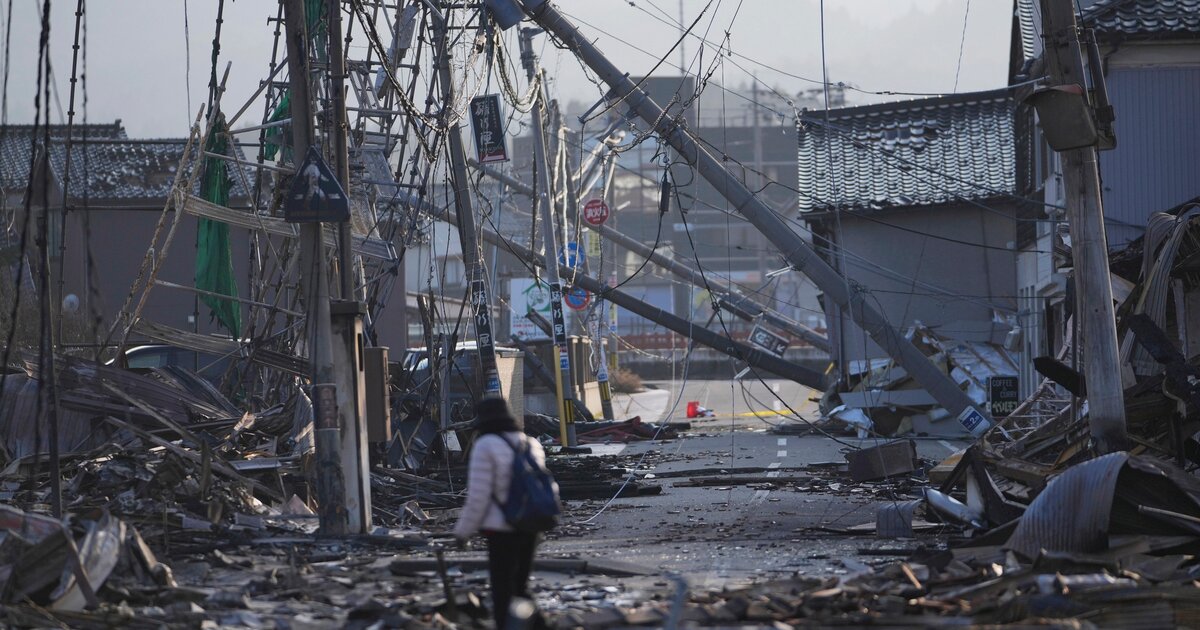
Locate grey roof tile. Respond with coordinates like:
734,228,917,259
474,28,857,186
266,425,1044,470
1085,0,1200,38
0,122,254,202
796,89,1016,213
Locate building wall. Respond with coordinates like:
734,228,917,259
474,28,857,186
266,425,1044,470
1098,58,1200,246
828,202,1019,364
60,206,251,338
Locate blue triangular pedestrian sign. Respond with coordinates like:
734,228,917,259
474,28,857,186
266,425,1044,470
285,147,350,223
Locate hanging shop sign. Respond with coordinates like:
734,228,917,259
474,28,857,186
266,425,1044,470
469,94,509,163
988,375,1020,417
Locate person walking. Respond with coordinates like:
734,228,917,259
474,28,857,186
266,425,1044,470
453,398,552,629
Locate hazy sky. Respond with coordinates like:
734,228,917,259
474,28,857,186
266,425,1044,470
3,0,1012,138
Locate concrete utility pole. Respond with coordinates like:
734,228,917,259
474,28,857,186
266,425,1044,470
518,2,991,435
433,8,502,398
283,0,347,534
469,160,831,353
521,27,577,446
326,0,372,534
328,0,354,300
1039,0,1128,453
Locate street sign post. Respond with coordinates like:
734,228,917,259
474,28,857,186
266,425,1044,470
285,147,350,223
582,198,610,226
564,286,591,311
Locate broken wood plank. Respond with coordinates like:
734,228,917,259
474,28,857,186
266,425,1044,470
180,193,395,260
101,415,283,502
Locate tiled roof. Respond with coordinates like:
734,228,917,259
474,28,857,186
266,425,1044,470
1084,0,1200,39
1015,0,1200,61
796,89,1015,213
0,123,253,203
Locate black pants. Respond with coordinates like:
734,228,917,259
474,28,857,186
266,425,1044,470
484,530,538,629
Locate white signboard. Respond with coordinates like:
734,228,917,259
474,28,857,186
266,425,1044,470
510,278,552,340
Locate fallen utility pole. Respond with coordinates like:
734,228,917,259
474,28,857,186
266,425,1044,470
398,191,827,389
522,28,577,446
434,8,502,398
517,2,987,434
1039,0,1127,452
283,0,347,535
470,159,830,353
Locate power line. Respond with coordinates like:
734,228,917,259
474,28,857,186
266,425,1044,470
953,0,971,92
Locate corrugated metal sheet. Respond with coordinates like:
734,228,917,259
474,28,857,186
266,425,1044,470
1007,452,1127,559
1100,66,1200,246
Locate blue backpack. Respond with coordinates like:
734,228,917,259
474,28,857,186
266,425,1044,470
495,437,561,532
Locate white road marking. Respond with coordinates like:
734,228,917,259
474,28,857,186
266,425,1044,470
777,438,788,446
938,440,958,453
777,450,787,458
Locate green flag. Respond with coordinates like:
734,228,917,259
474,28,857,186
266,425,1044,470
195,113,242,338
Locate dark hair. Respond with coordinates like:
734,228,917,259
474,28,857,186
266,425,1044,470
474,397,521,435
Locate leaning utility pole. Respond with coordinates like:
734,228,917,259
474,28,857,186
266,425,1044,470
433,10,502,398
522,28,578,446
517,3,991,435
1039,0,1127,452
283,0,347,535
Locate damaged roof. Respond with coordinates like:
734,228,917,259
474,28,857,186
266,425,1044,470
1016,0,1200,62
796,89,1016,213
0,122,253,204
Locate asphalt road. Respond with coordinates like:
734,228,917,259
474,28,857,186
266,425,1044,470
540,378,967,592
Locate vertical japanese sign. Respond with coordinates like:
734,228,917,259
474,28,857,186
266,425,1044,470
469,94,509,164
549,282,570,370
471,278,501,394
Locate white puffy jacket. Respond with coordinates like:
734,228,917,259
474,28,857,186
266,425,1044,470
453,431,547,538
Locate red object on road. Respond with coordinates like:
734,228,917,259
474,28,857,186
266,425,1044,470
686,401,699,418
582,198,610,226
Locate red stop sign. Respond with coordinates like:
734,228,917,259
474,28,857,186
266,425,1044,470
582,198,610,226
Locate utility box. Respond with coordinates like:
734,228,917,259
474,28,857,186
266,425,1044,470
496,348,524,420
364,347,391,444
331,300,372,534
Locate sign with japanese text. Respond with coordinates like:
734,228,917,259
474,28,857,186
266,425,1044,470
469,94,508,163
582,198,610,226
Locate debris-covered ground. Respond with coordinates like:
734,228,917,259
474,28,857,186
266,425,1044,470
5,371,1200,628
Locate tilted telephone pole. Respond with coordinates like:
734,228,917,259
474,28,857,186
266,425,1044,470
521,27,577,446
1039,0,1127,452
517,2,991,436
